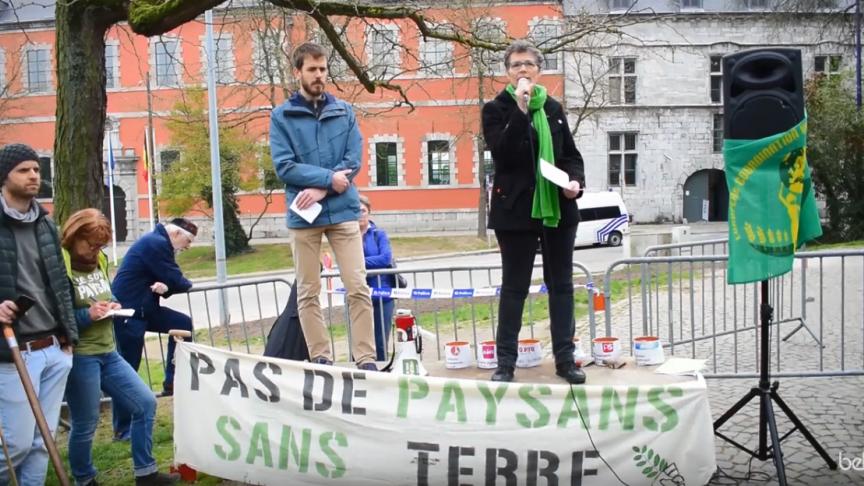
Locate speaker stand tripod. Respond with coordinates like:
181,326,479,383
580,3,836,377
713,280,837,485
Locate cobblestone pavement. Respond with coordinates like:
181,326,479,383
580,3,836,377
586,253,864,485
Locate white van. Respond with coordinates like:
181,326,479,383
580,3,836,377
575,191,630,247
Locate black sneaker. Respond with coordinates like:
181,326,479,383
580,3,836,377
160,383,174,397
490,366,514,382
311,356,333,365
135,472,179,486
555,363,586,384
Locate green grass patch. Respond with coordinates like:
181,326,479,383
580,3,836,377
176,243,294,279
806,239,864,250
174,236,496,279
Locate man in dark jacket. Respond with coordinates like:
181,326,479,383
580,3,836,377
0,143,78,485
111,218,196,439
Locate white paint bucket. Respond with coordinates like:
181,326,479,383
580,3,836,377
516,339,543,368
444,341,472,369
592,337,622,364
633,336,665,366
477,340,498,369
572,337,592,367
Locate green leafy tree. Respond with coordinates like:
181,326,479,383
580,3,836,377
805,75,864,241
161,89,272,256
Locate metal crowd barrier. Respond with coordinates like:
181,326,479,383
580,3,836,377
598,249,864,379
643,238,729,257
131,244,862,389
135,263,597,390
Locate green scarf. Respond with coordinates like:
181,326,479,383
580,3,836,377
506,83,559,227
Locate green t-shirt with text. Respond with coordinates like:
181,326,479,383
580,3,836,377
70,267,116,355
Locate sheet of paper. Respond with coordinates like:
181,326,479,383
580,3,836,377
289,198,322,224
539,158,571,189
654,357,706,376
105,308,135,318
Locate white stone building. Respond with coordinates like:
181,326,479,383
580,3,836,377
561,0,857,223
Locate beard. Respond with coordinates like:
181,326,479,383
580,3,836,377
301,79,325,97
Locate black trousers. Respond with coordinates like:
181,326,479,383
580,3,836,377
494,224,578,368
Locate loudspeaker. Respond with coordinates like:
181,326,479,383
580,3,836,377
723,48,804,139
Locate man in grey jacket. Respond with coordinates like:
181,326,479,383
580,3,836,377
0,143,77,485
270,42,376,370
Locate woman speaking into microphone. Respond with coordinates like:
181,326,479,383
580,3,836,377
481,40,586,384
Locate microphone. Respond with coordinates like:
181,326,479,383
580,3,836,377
517,77,531,102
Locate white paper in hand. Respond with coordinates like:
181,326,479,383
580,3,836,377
539,158,572,189
290,198,322,224
105,308,135,318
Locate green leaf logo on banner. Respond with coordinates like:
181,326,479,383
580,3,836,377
723,117,822,284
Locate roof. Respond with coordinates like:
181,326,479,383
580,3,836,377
0,0,55,27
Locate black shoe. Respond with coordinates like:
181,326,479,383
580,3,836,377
160,383,174,397
490,366,514,382
135,472,179,486
311,356,333,366
556,363,586,384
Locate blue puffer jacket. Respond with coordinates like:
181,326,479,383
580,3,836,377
111,224,192,318
363,221,395,293
270,92,363,229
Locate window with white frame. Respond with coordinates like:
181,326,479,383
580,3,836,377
105,43,119,89
153,38,180,87
529,21,561,72
746,0,768,9
713,114,724,153
26,47,51,93
420,38,454,77
313,27,351,80
610,0,635,10
710,55,723,103
160,149,180,173
37,156,53,199
814,55,842,78
367,25,400,78
203,36,235,84
0,49,6,96
681,0,703,8
608,133,637,186
427,140,451,185
375,142,399,187
253,31,288,84
472,19,506,75
609,57,636,105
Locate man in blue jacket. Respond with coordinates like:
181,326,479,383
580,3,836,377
111,218,196,439
270,42,376,371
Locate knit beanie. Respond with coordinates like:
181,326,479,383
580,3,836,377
0,143,40,184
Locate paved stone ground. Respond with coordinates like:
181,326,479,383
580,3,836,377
594,254,864,485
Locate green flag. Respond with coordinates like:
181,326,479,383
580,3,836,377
724,117,822,284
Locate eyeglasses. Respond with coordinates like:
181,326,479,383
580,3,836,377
508,61,539,70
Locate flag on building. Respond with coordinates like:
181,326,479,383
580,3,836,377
723,117,822,284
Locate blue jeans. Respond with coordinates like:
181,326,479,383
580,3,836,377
0,342,72,485
113,307,191,436
372,298,394,361
65,351,158,482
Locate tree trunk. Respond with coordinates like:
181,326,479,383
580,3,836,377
53,6,114,224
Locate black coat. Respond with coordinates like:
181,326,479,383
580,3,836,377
482,89,584,232
0,205,78,362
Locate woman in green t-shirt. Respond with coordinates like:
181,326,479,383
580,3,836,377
61,209,176,486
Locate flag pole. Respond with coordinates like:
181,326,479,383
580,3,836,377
144,127,155,231
107,137,118,265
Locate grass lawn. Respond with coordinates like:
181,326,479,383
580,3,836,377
175,235,496,279
806,239,864,250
